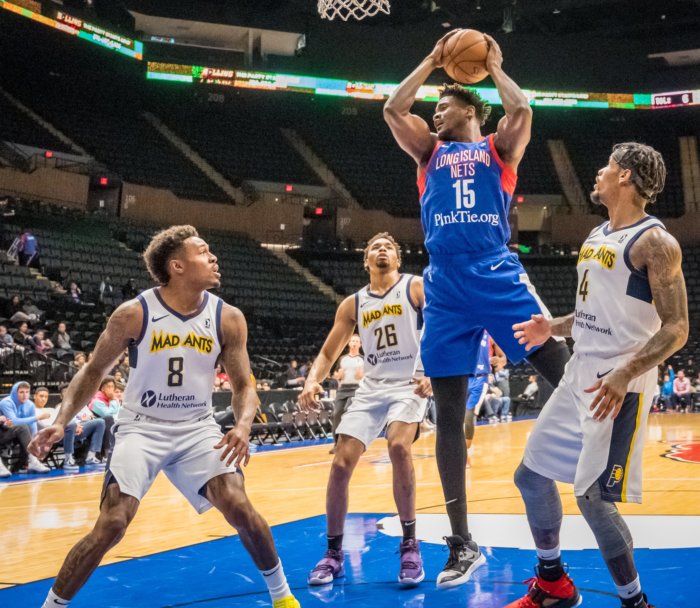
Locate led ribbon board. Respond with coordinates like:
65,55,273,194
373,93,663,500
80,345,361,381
146,62,699,110
0,0,143,60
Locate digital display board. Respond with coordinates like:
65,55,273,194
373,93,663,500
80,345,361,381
147,62,699,111
0,0,143,60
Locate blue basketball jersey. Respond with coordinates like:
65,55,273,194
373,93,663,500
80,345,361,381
418,135,517,256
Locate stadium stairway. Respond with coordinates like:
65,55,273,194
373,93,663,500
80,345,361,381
279,128,361,209
263,245,344,305
548,140,588,213
142,111,247,205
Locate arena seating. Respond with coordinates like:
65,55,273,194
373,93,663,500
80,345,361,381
0,93,71,154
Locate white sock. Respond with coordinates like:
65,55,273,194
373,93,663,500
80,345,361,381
616,575,642,599
42,587,70,607
260,560,291,601
536,544,561,561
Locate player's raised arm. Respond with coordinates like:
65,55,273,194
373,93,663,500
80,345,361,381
29,300,142,458
215,304,258,467
484,34,532,169
299,296,357,410
384,31,458,165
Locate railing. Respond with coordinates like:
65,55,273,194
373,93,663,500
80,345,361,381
0,346,75,391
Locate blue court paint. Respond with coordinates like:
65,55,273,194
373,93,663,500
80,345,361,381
2,514,698,607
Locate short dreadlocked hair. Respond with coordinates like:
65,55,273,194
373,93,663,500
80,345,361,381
439,83,492,126
143,225,199,285
611,142,666,204
363,232,402,272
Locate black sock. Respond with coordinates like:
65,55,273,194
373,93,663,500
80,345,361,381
621,592,647,608
327,534,343,551
538,556,564,581
400,519,416,541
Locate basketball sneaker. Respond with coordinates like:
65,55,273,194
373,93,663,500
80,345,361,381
436,534,486,589
63,455,79,472
398,538,425,586
622,592,654,608
272,596,301,608
308,548,344,585
0,458,11,478
28,454,50,473
85,455,106,469
504,569,581,607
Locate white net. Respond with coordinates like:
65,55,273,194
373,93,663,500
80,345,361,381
318,0,390,21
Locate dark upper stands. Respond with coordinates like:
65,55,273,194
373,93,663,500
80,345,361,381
150,88,322,188
0,93,71,154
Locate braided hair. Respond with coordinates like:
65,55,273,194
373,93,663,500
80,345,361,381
611,142,666,204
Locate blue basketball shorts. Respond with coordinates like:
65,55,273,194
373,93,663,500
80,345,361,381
421,246,552,378
466,375,488,411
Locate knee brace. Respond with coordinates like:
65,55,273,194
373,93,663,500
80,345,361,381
576,482,633,560
514,463,563,531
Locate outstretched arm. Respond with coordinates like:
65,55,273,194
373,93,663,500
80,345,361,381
513,312,574,351
299,296,357,409
29,300,141,458
214,305,258,467
384,31,458,165
586,228,688,420
484,34,532,169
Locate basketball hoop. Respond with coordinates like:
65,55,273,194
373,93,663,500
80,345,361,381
318,0,390,21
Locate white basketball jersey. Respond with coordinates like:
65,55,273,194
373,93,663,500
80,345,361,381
572,216,664,358
355,274,422,381
338,354,364,387
122,288,223,421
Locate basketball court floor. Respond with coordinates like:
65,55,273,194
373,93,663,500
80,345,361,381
2,413,699,607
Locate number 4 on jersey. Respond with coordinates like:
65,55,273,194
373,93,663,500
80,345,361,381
578,268,590,302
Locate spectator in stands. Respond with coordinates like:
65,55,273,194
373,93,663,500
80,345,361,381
112,369,124,385
0,324,14,355
21,297,44,323
98,275,114,305
672,370,692,412
493,361,512,422
17,228,39,267
483,375,506,423
330,334,364,453
685,357,697,379
62,404,106,472
88,376,118,454
122,277,138,299
72,352,87,372
285,359,305,387
115,352,130,379
7,295,39,324
113,383,124,406
0,414,37,476
13,321,32,350
660,365,675,410
518,375,539,403
29,329,54,355
68,281,82,304
213,363,229,392
0,381,50,472
52,321,73,357
260,380,271,391
33,386,58,429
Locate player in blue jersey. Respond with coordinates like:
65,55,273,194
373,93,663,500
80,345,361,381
384,32,570,588
464,331,505,467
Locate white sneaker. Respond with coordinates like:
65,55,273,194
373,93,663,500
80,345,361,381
84,456,105,469
63,455,79,472
28,454,50,473
0,458,11,478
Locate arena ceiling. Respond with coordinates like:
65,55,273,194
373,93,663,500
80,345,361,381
126,0,700,37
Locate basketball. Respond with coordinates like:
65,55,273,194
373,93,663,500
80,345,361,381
441,29,489,84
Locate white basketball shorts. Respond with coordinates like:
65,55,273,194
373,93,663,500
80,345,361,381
104,407,239,513
335,376,428,449
523,351,656,503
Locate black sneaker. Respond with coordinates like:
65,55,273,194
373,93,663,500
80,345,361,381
436,534,486,589
622,593,654,608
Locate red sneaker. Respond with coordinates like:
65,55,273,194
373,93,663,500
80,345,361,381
504,570,582,608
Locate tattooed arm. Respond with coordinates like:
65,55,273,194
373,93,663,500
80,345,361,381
587,227,688,420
